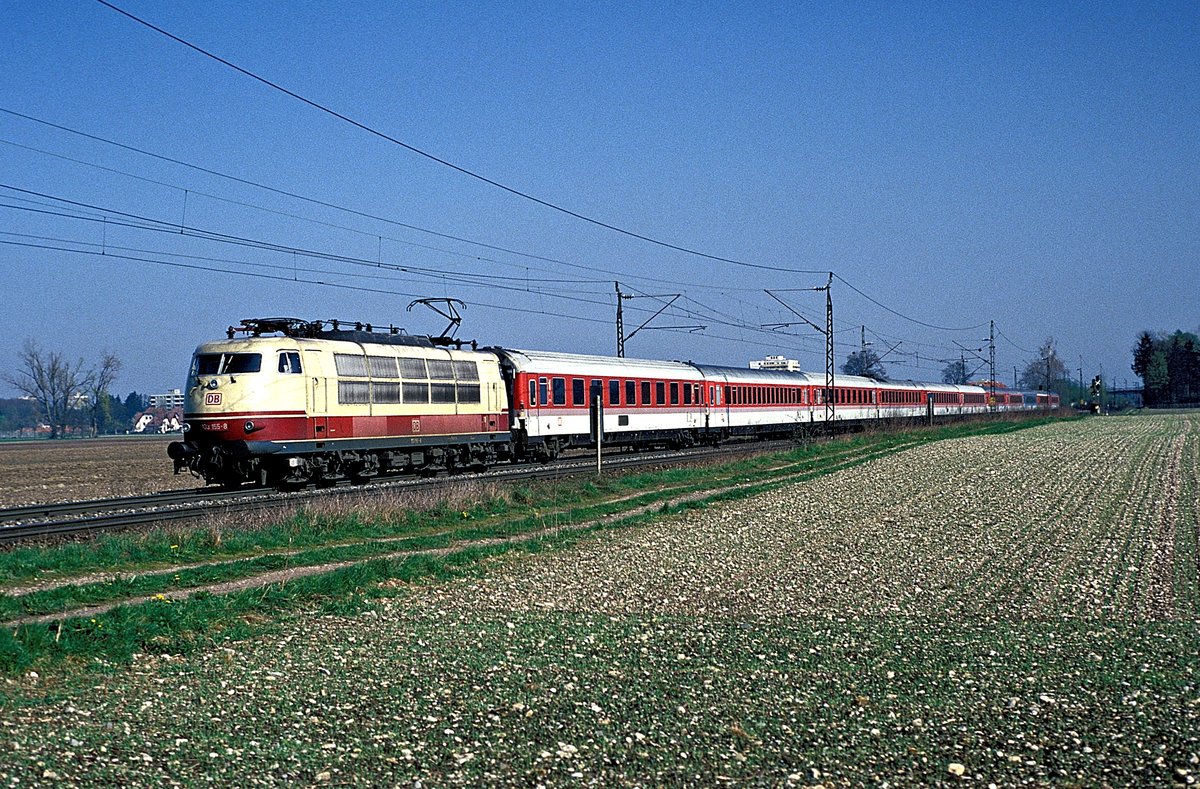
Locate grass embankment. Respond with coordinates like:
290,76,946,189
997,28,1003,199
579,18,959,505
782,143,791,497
0,416,1060,675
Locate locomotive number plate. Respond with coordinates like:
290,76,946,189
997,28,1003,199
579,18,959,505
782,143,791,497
201,422,228,432
205,392,222,405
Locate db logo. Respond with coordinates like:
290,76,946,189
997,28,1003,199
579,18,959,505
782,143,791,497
411,419,421,433
205,392,222,405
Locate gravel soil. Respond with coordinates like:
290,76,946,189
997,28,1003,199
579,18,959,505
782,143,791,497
0,437,193,507
1,415,1198,786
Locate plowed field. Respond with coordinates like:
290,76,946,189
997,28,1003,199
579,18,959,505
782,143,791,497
0,436,193,506
2,414,1197,786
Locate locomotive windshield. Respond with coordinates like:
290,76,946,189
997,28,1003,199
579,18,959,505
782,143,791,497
193,353,263,375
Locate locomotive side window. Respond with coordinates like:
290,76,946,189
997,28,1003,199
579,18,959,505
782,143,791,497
403,382,429,403
373,382,401,403
456,383,481,403
431,383,456,403
552,378,566,405
334,353,368,377
368,355,399,378
399,358,428,379
278,352,303,374
338,380,370,404
453,360,480,381
428,359,454,380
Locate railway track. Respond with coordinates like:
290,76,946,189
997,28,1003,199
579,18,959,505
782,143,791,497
0,441,783,544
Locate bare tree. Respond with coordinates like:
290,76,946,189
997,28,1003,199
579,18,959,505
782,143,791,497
841,349,887,380
941,359,969,385
87,351,122,436
1019,337,1068,391
4,340,91,439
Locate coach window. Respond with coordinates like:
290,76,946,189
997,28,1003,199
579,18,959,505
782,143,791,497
641,381,651,406
528,380,536,407
682,383,691,405
655,381,666,405
625,380,636,406
609,379,620,406
573,378,586,406
551,377,566,405
590,379,602,404
669,382,679,405
278,351,302,374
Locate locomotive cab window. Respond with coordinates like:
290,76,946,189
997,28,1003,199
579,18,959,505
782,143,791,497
194,352,263,375
277,352,302,374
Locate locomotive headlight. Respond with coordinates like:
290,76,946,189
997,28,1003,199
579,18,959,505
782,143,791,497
181,422,191,433
206,379,219,390
244,420,256,433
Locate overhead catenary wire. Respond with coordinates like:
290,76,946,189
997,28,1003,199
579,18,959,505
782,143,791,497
0,184,852,350
2,104,1000,350
94,0,837,278
0,109,822,295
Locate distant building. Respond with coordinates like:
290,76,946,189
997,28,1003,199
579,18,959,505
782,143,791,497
150,388,185,409
133,407,184,433
750,355,802,372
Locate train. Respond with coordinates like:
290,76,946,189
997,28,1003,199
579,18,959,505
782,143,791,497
167,318,1060,487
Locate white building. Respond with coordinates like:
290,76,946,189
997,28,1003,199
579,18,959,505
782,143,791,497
749,355,802,372
150,388,185,409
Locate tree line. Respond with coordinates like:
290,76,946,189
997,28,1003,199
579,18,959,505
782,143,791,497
1,340,149,438
1132,329,1200,407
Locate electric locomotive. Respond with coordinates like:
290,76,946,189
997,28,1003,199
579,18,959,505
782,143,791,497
168,318,510,486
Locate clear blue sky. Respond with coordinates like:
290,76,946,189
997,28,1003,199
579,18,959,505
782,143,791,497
2,1,1196,397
